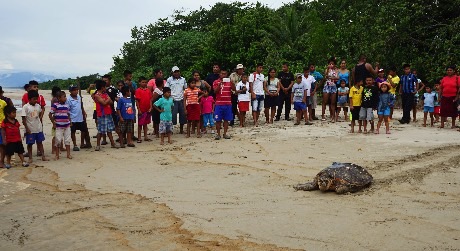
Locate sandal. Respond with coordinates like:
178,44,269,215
5,164,11,169
95,146,101,151
22,162,29,167
144,138,152,142
120,145,126,148
214,135,221,140
73,146,80,151
223,135,231,139
137,140,142,143
111,145,120,149
127,144,135,147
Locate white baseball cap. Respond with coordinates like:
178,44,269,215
171,66,180,72
236,64,244,70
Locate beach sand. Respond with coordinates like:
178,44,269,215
1,89,459,250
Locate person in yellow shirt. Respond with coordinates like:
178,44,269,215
349,81,364,133
387,66,400,119
0,97,8,168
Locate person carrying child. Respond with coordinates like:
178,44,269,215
422,85,437,127
50,91,72,160
1,106,28,168
184,78,202,138
117,86,136,148
135,76,153,143
376,82,394,134
291,74,309,125
153,87,174,145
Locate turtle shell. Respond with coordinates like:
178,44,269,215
320,162,373,187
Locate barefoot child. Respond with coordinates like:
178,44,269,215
1,106,28,168
349,81,363,133
22,90,48,163
200,89,215,131
50,91,72,159
291,74,309,125
67,85,91,151
154,87,174,145
433,81,441,123
360,77,379,133
336,80,349,121
93,80,119,151
117,86,136,148
151,78,164,137
236,74,250,127
376,83,394,134
135,77,153,143
422,85,436,127
184,79,202,138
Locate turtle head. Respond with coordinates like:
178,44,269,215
318,173,335,191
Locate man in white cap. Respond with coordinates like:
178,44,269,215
165,66,187,134
229,64,244,126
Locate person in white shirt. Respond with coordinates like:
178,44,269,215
235,73,250,127
165,66,187,134
249,63,265,127
302,68,316,123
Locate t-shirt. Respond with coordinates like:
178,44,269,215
423,93,436,107
400,74,418,94
349,86,364,106
50,102,71,128
135,87,153,113
0,99,7,127
213,79,232,106
94,92,112,117
338,87,350,102
236,81,250,102
292,82,307,103
301,75,315,96
388,75,400,95
337,70,350,86
205,73,220,95
21,103,43,133
440,76,458,97
1,119,21,142
165,76,187,101
147,79,157,90
432,90,440,106
361,85,379,109
22,93,46,107
265,77,279,92
201,96,214,114
117,97,135,120
154,97,174,121
66,95,84,123
0,96,12,106
184,87,201,105
90,89,97,110
277,71,295,89
249,73,265,95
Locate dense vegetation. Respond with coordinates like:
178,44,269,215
41,0,459,89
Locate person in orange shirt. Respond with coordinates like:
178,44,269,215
184,79,202,138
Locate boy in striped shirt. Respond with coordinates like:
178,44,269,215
50,91,72,160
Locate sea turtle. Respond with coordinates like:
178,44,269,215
294,162,373,194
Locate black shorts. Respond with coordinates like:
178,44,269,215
264,94,279,108
93,110,97,120
351,106,361,121
5,141,25,156
71,121,89,133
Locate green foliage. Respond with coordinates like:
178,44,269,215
39,74,100,91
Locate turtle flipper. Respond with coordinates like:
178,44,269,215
335,185,351,194
294,181,319,191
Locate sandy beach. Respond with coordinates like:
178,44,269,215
1,88,459,250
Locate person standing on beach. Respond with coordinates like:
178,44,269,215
1,106,28,168
213,69,236,140
0,90,7,168
117,86,136,148
360,76,379,133
276,63,294,121
235,74,250,127
0,86,13,107
135,77,153,143
183,79,202,138
205,63,221,98
21,81,46,157
166,66,187,134
439,65,459,129
153,87,174,145
50,91,72,160
386,66,400,119
263,68,280,124
249,63,265,127
352,54,380,87
229,64,244,126
67,85,91,151
398,64,419,124
309,63,323,120
93,80,119,151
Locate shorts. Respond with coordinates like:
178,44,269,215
186,104,201,121
119,119,134,133
202,113,214,127
359,107,374,121
6,142,25,156
93,110,97,120
97,115,115,134
25,132,45,145
138,112,151,126
71,121,89,133
252,95,264,112
350,106,361,121
159,120,173,134
337,96,348,107
214,105,233,122
51,127,56,137
294,102,307,111
55,127,71,147
264,94,278,108
238,101,250,112
434,106,440,115
323,85,337,94
377,107,391,116
424,106,434,113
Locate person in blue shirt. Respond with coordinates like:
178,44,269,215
67,85,91,151
309,63,323,120
117,86,136,148
398,64,419,124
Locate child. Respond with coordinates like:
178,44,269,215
50,91,72,160
0,93,7,168
22,81,46,157
236,73,250,127
135,76,153,143
422,86,437,127
336,80,349,121
433,81,441,123
291,74,309,125
67,85,91,151
1,106,28,168
89,81,102,141
360,77,379,133
349,81,364,133
376,83,394,134
200,89,215,131
22,90,48,163
93,80,118,150
151,78,164,137
375,69,387,86
50,86,62,154
154,87,174,145
184,79,202,138
117,86,136,148
387,67,400,119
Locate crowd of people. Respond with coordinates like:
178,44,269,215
0,55,459,168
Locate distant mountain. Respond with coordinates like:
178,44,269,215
0,72,56,87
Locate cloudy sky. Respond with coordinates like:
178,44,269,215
0,0,286,78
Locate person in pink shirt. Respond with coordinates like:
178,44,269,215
200,89,215,134
147,68,166,92
135,77,153,142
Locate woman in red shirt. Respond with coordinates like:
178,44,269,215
439,65,459,129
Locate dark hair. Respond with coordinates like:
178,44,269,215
359,54,366,60
282,62,289,66
102,74,112,80
28,90,39,100
153,68,162,75
23,84,30,91
51,86,61,97
123,70,132,77
116,80,124,86
155,78,164,88
192,70,200,76
212,62,220,68
121,85,130,96
187,78,195,85
256,63,263,68
425,85,432,89
4,105,16,115
57,91,66,98
402,63,411,69
95,80,105,90
29,80,39,86
339,79,346,84
138,76,147,82
163,87,171,93
447,65,456,71
328,56,337,64
242,73,248,77
389,66,397,72
268,68,276,73
365,76,373,80
303,66,310,71
308,63,315,67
